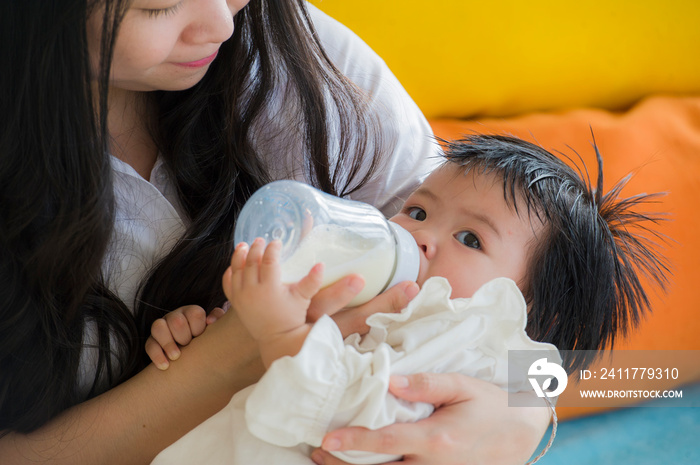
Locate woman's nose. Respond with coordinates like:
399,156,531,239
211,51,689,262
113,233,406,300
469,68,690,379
182,0,236,45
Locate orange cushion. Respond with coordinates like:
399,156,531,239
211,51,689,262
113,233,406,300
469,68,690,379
430,95,700,419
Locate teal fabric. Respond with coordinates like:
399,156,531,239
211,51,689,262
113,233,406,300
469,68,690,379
532,381,700,465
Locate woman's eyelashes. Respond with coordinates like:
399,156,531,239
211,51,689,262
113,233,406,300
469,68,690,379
144,2,183,19
455,231,481,249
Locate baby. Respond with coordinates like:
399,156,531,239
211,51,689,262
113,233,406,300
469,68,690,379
149,134,668,465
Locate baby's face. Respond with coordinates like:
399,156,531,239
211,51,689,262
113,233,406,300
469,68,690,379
390,164,544,299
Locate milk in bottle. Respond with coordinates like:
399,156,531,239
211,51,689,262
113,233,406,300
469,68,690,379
234,180,419,306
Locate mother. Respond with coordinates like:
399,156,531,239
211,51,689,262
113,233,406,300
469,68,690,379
0,1,550,464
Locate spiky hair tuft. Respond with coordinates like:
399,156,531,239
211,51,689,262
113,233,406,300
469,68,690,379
440,133,670,371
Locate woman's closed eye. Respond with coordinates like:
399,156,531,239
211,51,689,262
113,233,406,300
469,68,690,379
406,206,427,221
455,231,481,249
143,2,183,19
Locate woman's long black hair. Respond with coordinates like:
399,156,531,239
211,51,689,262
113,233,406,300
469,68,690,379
0,0,382,433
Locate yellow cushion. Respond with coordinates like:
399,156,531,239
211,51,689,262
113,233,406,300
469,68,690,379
311,0,700,119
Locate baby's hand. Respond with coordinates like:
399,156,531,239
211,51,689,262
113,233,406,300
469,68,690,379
223,238,324,344
145,304,226,370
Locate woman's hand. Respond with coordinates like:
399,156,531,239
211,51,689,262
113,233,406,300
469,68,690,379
306,277,420,338
311,373,550,465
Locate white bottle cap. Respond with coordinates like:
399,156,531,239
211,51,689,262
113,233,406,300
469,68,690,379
385,222,420,290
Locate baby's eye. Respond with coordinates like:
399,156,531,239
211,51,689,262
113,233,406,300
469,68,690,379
455,231,480,249
407,207,427,221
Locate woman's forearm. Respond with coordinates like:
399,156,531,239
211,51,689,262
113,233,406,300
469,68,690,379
0,311,263,465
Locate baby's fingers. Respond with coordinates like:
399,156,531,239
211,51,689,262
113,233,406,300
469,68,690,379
148,318,180,366
179,304,207,338
243,238,266,284
294,263,325,301
145,336,171,371
260,240,282,283
230,242,249,272
206,305,228,325
162,305,205,346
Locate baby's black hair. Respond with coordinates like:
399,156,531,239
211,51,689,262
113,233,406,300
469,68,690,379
441,134,670,372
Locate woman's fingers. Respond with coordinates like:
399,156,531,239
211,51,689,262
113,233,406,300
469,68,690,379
310,445,405,465
388,372,476,406
331,281,419,338
317,373,546,465
321,423,422,457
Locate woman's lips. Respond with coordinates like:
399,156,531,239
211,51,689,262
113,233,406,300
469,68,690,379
175,50,219,68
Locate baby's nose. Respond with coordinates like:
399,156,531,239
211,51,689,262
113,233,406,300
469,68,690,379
412,230,436,260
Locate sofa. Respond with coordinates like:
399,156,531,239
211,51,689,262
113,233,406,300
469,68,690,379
311,1,700,463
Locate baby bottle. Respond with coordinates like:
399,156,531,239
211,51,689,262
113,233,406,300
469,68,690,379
234,180,420,307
